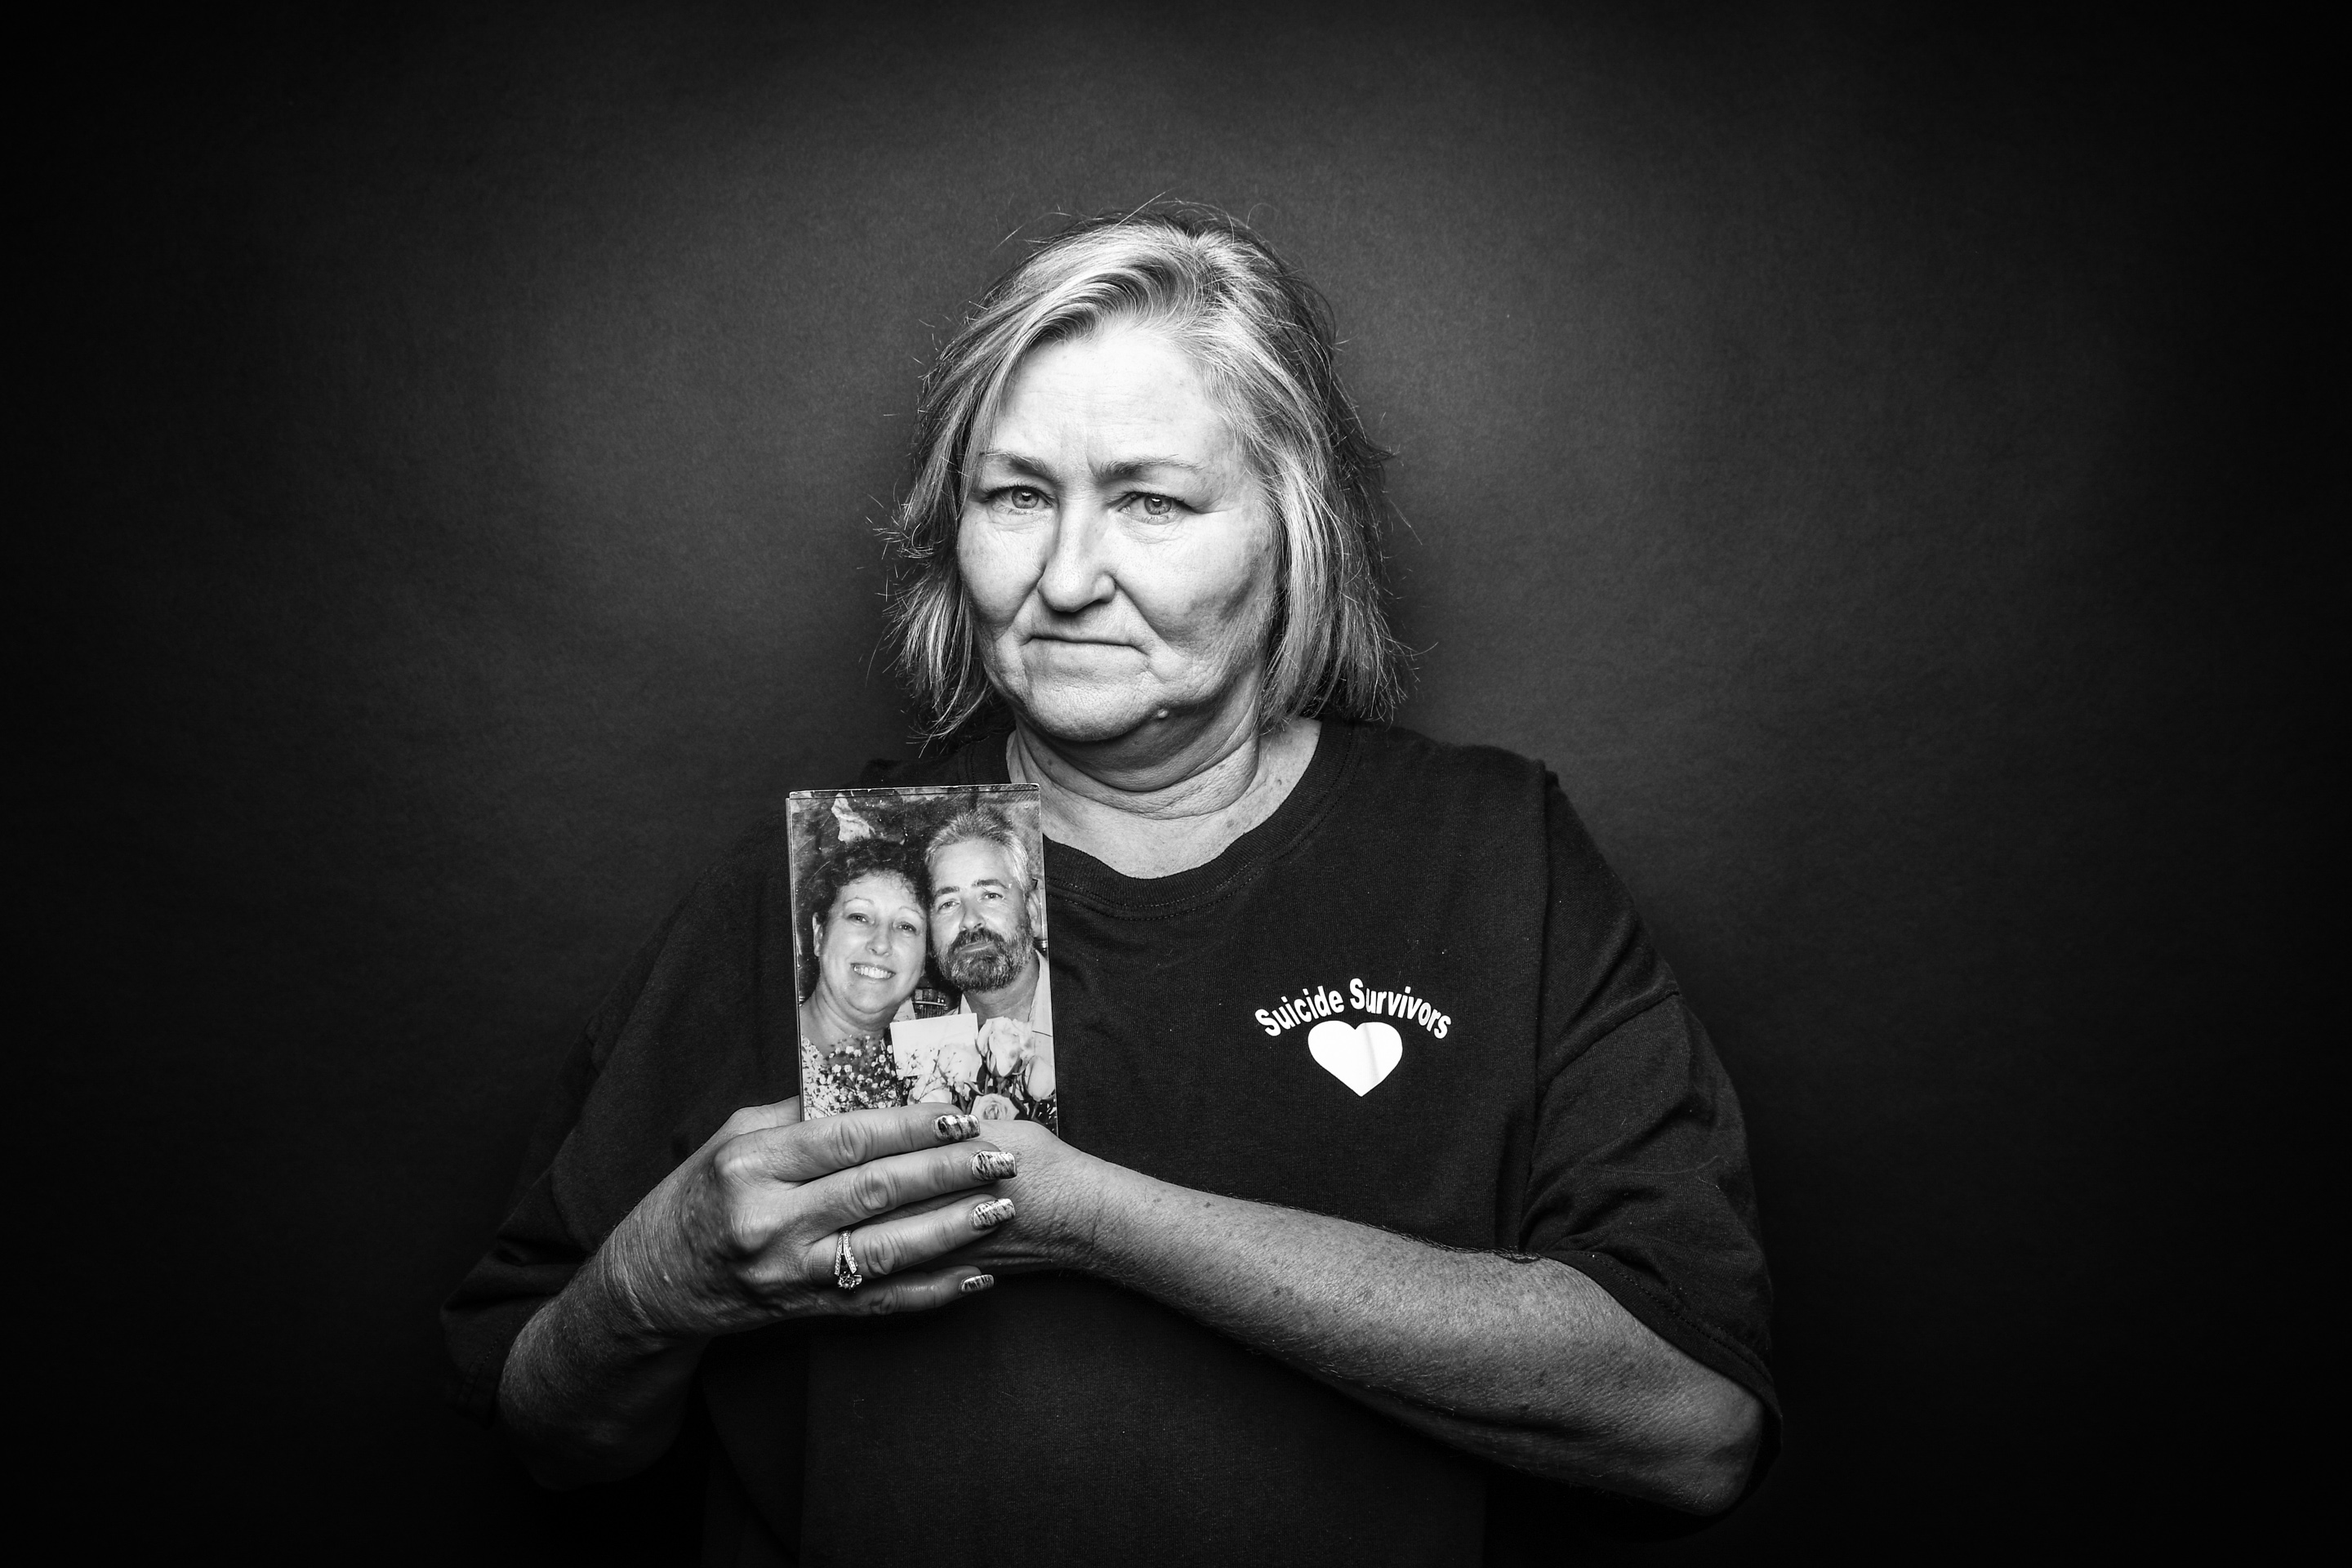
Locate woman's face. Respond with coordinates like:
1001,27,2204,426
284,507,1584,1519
813,871,927,1029
957,322,1277,748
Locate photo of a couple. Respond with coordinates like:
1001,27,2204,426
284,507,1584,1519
789,784,1056,1130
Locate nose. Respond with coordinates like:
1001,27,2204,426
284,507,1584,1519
866,923,893,955
1036,501,1115,616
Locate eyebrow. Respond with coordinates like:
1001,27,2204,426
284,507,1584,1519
973,449,1208,483
841,893,923,914
935,875,1009,894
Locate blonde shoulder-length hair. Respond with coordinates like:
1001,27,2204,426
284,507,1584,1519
880,205,1407,743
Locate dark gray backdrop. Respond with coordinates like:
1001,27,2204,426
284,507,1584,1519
37,2,2318,1559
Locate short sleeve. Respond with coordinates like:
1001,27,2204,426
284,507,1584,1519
1519,782,1778,1422
439,814,803,1425
440,1023,604,1425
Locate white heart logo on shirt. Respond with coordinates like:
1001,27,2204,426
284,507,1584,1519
1307,1020,1404,1097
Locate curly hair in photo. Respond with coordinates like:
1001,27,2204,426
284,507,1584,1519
792,835,933,1004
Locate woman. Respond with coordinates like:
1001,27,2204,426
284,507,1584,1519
447,207,1775,1564
794,839,931,1117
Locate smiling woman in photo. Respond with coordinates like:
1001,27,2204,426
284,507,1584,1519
795,839,931,1116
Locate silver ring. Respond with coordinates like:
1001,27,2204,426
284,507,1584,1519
833,1228,864,1291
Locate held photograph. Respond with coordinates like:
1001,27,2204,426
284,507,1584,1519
788,784,1058,1131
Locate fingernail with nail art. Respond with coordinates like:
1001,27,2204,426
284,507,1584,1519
935,1113,978,1143
972,1150,1018,1181
972,1197,1017,1230
960,1273,995,1294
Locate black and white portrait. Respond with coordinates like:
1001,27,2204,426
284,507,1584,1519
30,5,2316,1563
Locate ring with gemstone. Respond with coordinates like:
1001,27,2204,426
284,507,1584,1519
833,1228,864,1291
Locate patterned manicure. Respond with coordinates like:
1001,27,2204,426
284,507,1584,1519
971,1197,1017,1230
972,1150,1018,1181
934,1112,979,1143
960,1273,996,1294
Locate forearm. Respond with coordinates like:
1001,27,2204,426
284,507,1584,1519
1079,1164,1761,1512
1301,1351,1760,1514
497,1243,709,1490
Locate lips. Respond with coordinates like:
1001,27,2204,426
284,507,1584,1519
1025,628,1138,651
849,963,894,981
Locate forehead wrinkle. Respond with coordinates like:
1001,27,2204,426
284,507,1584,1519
973,448,1214,483
977,330,1245,480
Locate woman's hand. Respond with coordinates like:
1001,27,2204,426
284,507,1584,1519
599,1095,1022,1339
501,1094,1022,1487
929,1130,1762,1513
909,1114,1105,1275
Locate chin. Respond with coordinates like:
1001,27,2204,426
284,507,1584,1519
1003,646,1175,742
1015,683,1171,746
836,982,895,1018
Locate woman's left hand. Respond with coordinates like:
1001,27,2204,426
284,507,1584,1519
903,1115,1109,1273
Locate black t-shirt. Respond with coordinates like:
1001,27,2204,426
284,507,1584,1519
446,722,1777,1565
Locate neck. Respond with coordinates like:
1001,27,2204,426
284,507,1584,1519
1011,699,1267,826
1009,708,1322,880
800,991,888,1045
964,957,1040,1022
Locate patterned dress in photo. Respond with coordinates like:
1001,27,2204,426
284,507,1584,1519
805,1031,909,1116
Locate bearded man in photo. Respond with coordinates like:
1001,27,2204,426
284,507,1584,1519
926,806,1055,1120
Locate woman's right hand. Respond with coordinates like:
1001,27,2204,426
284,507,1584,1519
597,1096,1018,1341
